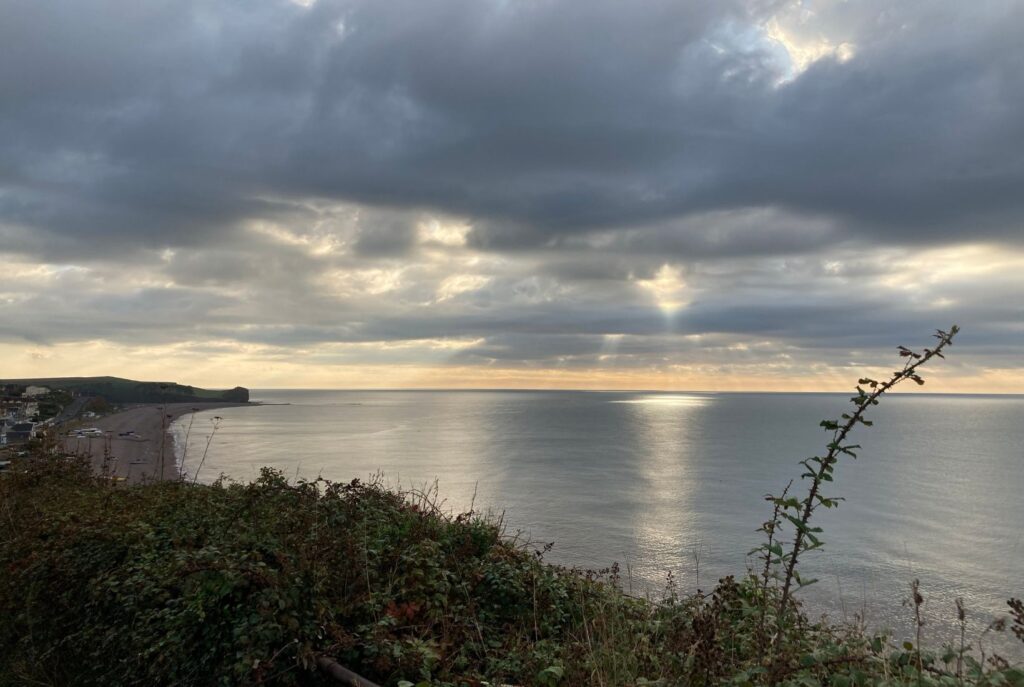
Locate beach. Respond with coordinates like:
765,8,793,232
62,403,250,483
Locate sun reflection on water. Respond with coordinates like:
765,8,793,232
612,394,712,407
618,393,715,590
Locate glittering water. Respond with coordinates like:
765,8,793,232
175,390,1024,655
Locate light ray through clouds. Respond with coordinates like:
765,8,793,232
1,0,1023,390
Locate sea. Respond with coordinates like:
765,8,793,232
173,390,1024,657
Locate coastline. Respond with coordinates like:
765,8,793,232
62,402,251,483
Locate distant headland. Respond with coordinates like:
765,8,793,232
0,376,249,404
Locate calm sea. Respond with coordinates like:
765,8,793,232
174,390,1023,655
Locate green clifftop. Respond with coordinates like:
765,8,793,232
0,376,249,404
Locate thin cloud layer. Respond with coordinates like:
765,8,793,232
1,0,1022,389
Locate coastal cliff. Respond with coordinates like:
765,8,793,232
0,376,249,404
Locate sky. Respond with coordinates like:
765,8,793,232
1,0,1022,391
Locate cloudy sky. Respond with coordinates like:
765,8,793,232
1,0,1022,391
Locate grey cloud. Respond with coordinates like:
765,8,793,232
2,0,1023,379
352,213,418,257
0,285,239,346
4,0,1024,260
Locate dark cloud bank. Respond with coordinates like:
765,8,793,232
1,0,1022,380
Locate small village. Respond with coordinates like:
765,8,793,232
0,384,50,447
0,383,91,449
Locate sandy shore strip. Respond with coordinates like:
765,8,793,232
63,402,251,483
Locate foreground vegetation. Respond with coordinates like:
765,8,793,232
1,458,1020,686
1,327,1021,685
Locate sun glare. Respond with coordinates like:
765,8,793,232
637,264,688,314
613,394,711,407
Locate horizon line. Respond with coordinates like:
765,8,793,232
244,387,1024,396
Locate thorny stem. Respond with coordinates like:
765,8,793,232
956,597,966,684
761,480,792,596
158,408,167,478
190,416,222,485
758,480,791,661
774,326,959,646
912,578,924,686
178,408,199,481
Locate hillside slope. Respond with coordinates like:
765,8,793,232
0,376,248,404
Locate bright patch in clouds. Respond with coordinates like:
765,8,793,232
764,16,856,81
322,267,406,297
436,274,490,302
637,265,688,314
419,219,472,247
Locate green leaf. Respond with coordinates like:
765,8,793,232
784,514,807,532
538,664,565,686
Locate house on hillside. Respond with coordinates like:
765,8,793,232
1,400,19,419
3,422,35,445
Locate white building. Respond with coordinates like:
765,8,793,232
24,386,50,397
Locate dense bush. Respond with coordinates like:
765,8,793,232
1,458,1020,686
